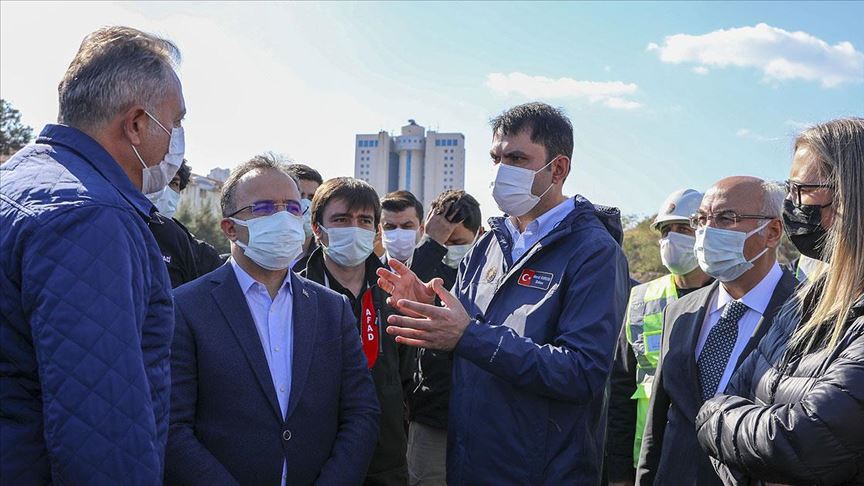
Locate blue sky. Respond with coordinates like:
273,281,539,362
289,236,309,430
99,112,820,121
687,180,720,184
2,1,862,219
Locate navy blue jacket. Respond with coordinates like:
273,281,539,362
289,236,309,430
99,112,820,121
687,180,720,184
0,125,174,484
447,196,630,485
166,263,380,485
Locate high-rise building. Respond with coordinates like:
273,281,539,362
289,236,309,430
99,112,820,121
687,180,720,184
355,119,465,208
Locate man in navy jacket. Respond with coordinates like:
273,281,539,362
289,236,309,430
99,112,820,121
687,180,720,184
0,26,182,484
166,154,380,484
378,102,630,484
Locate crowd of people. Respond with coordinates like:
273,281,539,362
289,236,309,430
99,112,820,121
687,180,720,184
1,26,862,486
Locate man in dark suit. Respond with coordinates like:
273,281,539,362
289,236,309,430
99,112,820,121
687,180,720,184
166,154,380,485
637,176,797,485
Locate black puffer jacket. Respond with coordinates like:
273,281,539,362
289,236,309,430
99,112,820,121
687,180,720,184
696,294,864,485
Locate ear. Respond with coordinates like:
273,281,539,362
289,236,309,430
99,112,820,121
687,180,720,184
312,222,324,243
552,156,571,184
220,218,238,241
123,106,150,146
765,218,783,248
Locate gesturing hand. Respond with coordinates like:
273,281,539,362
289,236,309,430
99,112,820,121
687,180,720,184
376,259,437,318
385,278,471,351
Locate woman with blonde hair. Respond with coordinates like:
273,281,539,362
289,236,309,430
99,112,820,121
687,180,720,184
695,117,864,485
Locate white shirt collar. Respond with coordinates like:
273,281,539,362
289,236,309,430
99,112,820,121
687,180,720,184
230,257,292,296
714,262,783,316
504,197,574,237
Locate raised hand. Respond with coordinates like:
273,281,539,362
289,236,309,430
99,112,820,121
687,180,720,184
424,201,464,245
376,258,437,317
385,278,471,351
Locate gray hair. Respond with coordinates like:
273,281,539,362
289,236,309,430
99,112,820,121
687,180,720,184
58,26,181,130
220,153,296,217
761,180,786,218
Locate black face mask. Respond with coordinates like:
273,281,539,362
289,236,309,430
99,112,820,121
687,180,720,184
782,198,829,261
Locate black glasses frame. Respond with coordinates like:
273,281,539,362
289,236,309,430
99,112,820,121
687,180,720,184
785,179,833,207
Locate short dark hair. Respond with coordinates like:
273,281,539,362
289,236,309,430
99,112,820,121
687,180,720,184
177,159,191,191
285,163,323,185
311,177,381,228
381,190,424,222
490,102,574,161
220,153,290,217
430,190,482,234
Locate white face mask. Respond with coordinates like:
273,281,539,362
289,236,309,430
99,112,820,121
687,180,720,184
132,110,185,195
383,228,419,262
320,225,376,268
490,158,555,217
443,243,473,269
659,231,699,276
146,187,181,219
695,221,771,282
300,199,313,238
230,212,305,271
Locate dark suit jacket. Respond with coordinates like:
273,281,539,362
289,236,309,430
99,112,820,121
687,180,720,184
636,269,797,485
165,263,380,485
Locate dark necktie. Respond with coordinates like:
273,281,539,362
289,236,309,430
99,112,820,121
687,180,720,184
697,300,748,402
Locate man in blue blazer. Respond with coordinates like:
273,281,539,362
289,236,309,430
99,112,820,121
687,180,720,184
166,154,380,485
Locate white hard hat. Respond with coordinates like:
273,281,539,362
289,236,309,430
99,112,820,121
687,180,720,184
652,188,703,231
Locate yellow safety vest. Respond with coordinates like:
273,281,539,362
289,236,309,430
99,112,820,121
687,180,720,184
624,274,679,467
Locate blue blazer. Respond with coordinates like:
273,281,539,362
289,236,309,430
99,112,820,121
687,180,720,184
165,263,380,485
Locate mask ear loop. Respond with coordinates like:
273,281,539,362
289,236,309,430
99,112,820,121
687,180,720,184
745,219,774,264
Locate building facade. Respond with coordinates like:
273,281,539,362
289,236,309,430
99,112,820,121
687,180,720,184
178,173,223,217
355,119,465,207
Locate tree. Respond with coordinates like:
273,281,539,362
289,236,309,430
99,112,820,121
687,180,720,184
1,99,34,155
622,214,667,283
175,201,230,255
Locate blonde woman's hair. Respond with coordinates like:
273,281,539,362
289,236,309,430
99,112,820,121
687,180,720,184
792,117,864,352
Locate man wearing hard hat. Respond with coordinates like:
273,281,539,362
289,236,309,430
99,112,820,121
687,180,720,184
606,189,713,485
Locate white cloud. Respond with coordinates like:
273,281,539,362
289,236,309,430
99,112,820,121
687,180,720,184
485,72,641,110
785,119,811,131
691,66,709,75
736,127,781,142
648,23,864,88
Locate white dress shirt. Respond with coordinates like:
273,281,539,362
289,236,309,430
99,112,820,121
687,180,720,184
231,258,293,485
695,262,783,396
504,198,574,262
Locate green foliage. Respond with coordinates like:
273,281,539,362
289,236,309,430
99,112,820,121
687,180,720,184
1,99,34,155
175,201,230,255
622,214,666,283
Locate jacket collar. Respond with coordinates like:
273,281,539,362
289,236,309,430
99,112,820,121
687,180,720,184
36,124,155,219
487,195,604,268
207,263,319,422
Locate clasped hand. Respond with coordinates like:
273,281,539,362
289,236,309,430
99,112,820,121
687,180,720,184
375,259,470,351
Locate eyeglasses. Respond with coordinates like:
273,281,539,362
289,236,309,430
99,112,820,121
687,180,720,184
227,199,303,218
785,179,832,207
689,210,774,230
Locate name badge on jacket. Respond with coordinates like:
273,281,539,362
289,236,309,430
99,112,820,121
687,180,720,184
517,269,554,291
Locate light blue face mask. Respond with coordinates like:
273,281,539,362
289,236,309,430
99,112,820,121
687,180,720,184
443,243,473,269
300,199,313,238
319,225,376,268
695,220,771,282
146,187,181,218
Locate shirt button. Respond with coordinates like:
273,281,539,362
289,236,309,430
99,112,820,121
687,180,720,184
274,346,280,352
280,385,286,392
282,429,292,441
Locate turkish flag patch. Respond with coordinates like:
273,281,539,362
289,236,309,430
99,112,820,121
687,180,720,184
517,269,554,290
